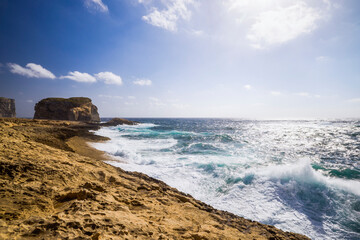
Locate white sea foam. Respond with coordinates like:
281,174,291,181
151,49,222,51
259,158,360,196
91,121,360,240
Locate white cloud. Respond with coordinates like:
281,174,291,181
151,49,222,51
149,97,159,101
138,0,333,49
295,92,310,97
84,0,108,13
95,72,123,85
246,2,323,48
243,84,252,90
60,71,96,83
133,78,152,86
141,0,194,32
270,91,281,96
25,100,33,103
316,56,331,62
347,98,360,103
8,63,56,79
128,96,136,99
149,97,166,106
188,29,205,36
124,101,135,105
172,103,188,109
98,94,123,99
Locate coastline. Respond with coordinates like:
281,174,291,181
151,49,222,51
0,118,309,239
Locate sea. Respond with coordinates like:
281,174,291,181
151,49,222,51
91,118,360,240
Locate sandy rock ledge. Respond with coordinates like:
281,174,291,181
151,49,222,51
0,118,310,240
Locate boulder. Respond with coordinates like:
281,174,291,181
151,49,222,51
34,97,100,122
0,97,16,118
101,118,138,126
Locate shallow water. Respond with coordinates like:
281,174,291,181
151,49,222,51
92,119,360,240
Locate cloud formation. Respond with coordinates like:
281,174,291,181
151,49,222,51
149,97,166,106
98,94,123,99
84,0,108,13
7,63,129,86
270,91,281,96
243,84,252,90
295,92,310,97
347,98,360,103
141,0,194,31
316,56,331,62
60,71,97,83
8,63,56,79
95,72,123,85
139,0,332,49
246,2,322,48
133,78,152,86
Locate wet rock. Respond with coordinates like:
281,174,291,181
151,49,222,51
101,118,137,126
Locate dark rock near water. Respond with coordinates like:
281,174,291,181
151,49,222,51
101,118,137,126
34,97,100,122
0,97,16,118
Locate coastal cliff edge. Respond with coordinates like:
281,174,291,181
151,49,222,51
0,118,310,240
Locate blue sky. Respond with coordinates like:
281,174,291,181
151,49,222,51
0,0,359,119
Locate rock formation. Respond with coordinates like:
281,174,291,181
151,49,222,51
0,118,310,240
34,97,100,122
101,118,138,126
0,97,16,118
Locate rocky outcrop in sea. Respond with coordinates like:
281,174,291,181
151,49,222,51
101,118,138,126
34,97,100,122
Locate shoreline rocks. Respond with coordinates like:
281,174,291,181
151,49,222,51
34,97,100,122
0,97,16,118
0,118,310,239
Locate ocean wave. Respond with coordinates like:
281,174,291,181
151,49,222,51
259,159,360,196
180,142,226,155
92,119,360,239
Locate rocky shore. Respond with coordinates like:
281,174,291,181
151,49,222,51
0,118,310,240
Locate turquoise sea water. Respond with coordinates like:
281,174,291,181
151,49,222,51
92,119,360,239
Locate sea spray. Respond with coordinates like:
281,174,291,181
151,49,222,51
92,119,360,240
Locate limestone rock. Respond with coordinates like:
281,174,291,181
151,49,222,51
101,118,137,126
0,97,16,118
34,97,100,122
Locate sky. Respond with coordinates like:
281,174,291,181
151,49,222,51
0,0,359,119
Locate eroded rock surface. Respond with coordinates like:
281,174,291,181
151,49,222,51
0,97,16,118
34,97,100,122
0,118,310,240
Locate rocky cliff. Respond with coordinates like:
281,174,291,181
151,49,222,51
0,97,16,118
34,97,100,122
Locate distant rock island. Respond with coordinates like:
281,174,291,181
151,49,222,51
34,97,100,122
0,97,16,118
101,117,137,126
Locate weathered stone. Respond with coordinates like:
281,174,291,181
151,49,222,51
101,118,137,126
34,97,100,122
0,97,16,118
